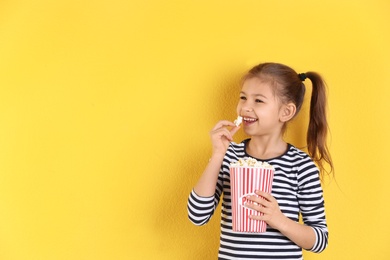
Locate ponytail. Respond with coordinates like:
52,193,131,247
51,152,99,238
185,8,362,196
306,72,334,177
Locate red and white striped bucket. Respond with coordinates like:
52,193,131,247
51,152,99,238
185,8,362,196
230,166,274,233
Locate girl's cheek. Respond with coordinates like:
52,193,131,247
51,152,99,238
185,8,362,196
236,105,241,115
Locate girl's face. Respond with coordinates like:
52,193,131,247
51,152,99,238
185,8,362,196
236,77,285,137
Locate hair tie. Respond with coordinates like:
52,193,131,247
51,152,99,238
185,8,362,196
298,73,307,81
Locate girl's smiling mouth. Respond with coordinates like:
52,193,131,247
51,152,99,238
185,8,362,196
243,117,258,124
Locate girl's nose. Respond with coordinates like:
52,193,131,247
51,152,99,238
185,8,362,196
243,107,253,112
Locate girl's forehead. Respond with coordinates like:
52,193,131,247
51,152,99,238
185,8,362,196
242,77,273,93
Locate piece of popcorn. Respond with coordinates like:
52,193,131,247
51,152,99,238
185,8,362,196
234,116,243,126
230,157,273,168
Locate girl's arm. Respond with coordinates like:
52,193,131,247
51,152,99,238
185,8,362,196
187,120,240,226
246,191,317,250
193,120,240,197
193,153,225,196
245,165,328,252
187,157,226,226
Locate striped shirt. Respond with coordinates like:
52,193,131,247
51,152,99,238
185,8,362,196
187,139,328,259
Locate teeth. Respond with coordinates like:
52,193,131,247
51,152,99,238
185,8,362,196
243,117,257,122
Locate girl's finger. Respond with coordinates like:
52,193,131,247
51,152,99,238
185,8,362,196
244,201,264,212
211,128,233,140
255,190,273,201
211,120,236,131
230,125,241,136
246,194,272,210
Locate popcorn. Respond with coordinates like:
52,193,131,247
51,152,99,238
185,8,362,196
234,116,243,126
230,157,273,168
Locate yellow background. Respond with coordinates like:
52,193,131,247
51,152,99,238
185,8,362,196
1,0,389,259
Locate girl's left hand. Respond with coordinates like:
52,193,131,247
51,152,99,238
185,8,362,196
244,190,288,231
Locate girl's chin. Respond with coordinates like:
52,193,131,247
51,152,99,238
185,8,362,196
242,128,258,136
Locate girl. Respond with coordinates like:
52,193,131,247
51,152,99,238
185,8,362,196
187,62,334,260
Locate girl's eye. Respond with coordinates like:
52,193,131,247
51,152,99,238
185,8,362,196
239,96,246,100
255,99,263,103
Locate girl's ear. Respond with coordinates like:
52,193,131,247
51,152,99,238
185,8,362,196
280,103,296,122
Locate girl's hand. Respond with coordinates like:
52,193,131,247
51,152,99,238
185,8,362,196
210,120,240,156
245,190,288,231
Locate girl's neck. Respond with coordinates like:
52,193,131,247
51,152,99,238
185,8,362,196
246,136,288,160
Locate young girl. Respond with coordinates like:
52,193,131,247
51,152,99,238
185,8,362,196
187,62,334,260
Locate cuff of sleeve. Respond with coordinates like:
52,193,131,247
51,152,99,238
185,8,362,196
309,226,329,253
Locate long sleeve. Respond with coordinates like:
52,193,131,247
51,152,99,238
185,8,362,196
297,160,329,253
187,157,225,226
187,190,217,225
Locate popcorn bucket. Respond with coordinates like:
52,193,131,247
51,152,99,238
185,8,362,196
230,166,274,233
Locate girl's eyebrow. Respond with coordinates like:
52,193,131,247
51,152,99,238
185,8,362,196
240,91,268,99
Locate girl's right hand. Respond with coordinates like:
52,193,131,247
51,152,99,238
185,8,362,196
210,120,240,156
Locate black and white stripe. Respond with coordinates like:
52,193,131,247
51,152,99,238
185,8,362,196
187,139,328,259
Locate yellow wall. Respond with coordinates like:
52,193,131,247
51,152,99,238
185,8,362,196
1,0,389,259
